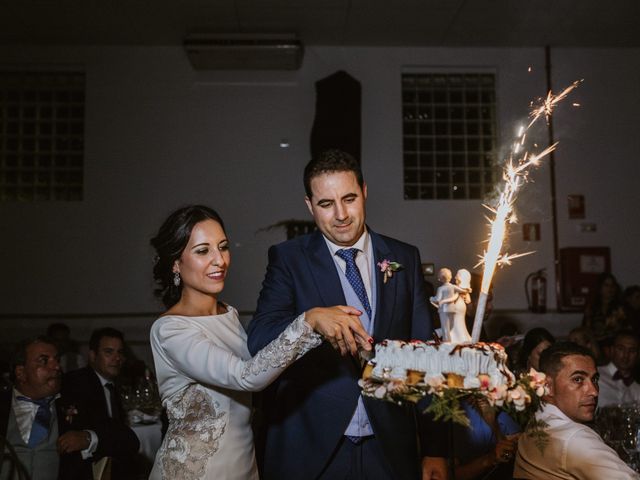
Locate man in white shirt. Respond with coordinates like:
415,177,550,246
514,341,639,479
597,330,640,407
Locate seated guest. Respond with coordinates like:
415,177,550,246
515,327,555,374
453,399,520,480
0,337,93,480
583,272,624,341
46,323,86,373
622,285,640,332
60,328,140,480
568,326,602,364
514,342,639,479
597,330,640,407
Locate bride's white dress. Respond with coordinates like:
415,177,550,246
148,305,321,480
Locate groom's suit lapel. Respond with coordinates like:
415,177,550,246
305,231,347,307
371,230,397,341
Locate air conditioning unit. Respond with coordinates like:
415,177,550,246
184,33,304,70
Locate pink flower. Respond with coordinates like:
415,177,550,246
487,384,508,407
387,379,406,393
526,368,548,397
64,405,78,424
377,259,403,284
527,367,546,384
374,386,387,399
425,374,445,393
508,385,531,411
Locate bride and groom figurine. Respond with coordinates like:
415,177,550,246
430,267,472,344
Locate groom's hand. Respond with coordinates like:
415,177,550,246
305,306,373,356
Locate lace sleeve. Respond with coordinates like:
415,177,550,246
241,313,322,379
156,314,322,393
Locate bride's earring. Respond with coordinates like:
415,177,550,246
173,272,181,287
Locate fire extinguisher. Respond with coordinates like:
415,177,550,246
525,269,547,313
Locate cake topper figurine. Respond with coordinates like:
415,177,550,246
430,268,472,343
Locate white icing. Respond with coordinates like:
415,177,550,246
370,340,514,388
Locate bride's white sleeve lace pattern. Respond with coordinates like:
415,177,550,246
241,314,322,379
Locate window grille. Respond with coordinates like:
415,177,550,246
0,70,85,201
402,72,498,200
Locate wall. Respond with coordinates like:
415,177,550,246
1,46,638,347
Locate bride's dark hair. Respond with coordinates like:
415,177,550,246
151,205,226,308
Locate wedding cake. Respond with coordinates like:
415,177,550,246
363,339,515,390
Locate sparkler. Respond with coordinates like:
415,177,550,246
470,81,581,343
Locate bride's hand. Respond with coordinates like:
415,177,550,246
305,306,373,356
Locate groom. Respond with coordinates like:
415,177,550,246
248,149,447,479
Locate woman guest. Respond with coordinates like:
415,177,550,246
583,272,624,340
515,327,555,374
148,205,371,480
568,326,602,364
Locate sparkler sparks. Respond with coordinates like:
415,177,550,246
470,80,581,342
527,79,583,128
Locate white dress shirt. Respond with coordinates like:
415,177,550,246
514,403,639,479
93,369,115,418
597,362,640,407
11,388,60,444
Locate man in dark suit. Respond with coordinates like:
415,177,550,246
59,328,139,480
1,336,92,480
247,149,447,479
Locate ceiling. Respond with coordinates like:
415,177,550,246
1,0,639,47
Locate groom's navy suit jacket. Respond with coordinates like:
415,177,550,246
247,229,435,480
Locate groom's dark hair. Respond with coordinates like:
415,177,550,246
303,149,364,198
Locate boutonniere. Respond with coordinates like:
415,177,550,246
377,259,403,283
64,405,78,424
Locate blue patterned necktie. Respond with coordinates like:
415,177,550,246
16,395,52,448
336,248,372,319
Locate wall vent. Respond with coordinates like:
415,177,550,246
184,33,304,70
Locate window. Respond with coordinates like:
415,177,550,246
0,70,85,201
402,72,498,200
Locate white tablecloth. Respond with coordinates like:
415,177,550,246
132,421,163,464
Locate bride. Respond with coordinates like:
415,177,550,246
148,205,371,480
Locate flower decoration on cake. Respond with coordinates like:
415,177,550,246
377,259,403,284
359,340,548,439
